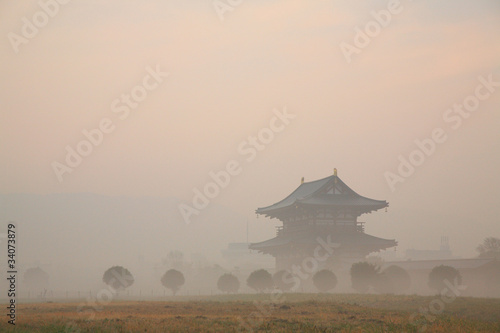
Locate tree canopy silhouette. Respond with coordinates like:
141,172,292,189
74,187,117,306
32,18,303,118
477,237,500,259
350,262,380,293
217,273,240,294
376,265,411,294
24,267,49,291
247,269,273,292
313,269,337,293
428,265,461,293
102,266,134,291
161,269,185,295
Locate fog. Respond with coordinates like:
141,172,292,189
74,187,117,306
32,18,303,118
1,0,499,297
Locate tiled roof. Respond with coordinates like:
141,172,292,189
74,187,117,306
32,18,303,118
256,174,387,216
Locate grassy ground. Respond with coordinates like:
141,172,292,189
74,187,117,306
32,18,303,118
1,293,499,332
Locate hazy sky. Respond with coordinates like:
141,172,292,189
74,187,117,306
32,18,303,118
1,0,500,259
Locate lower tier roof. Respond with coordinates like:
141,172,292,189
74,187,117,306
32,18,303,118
250,229,397,255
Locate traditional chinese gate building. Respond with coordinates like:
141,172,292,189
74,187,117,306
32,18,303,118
250,170,397,270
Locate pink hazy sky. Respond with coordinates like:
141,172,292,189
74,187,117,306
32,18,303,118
1,0,499,258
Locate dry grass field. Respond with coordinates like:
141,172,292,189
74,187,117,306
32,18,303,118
1,293,500,332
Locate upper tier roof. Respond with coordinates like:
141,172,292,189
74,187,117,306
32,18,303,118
256,174,388,218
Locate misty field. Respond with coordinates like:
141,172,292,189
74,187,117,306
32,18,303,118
2,294,500,332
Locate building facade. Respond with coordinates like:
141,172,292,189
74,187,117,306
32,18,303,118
250,170,397,270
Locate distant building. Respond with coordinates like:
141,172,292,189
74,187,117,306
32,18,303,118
405,236,456,260
382,257,499,296
221,243,274,270
250,170,397,270
384,257,493,272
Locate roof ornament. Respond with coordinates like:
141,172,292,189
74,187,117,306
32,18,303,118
334,168,337,177
301,177,304,184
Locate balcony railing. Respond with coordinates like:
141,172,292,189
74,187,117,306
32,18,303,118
276,222,365,237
